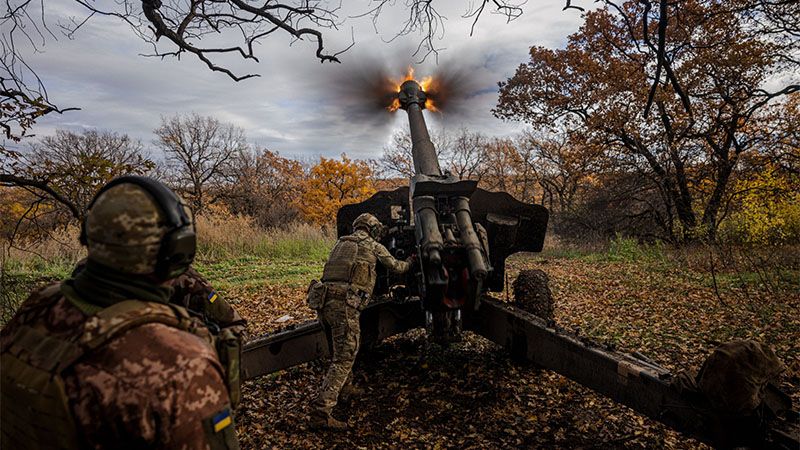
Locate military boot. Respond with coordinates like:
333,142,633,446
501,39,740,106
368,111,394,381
309,411,348,431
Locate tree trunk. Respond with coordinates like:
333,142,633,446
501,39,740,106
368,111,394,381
702,159,735,241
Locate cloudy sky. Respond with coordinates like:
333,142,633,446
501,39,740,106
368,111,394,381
25,1,590,160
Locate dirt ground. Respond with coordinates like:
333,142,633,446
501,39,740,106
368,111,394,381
230,255,800,449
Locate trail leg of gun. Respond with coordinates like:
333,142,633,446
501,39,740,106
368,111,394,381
468,297,800,449
242,300,424,380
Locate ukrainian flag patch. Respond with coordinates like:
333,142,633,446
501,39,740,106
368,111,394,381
212,408,232,432
208,291,218,304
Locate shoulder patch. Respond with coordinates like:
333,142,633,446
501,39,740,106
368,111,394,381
203,406,239,449
208,291,219,304
212,408,232,432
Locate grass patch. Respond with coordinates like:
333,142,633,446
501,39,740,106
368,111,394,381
195,216,334,261
1,218,333,323
196,256,324,293
541,234,667,264
605,235,666,263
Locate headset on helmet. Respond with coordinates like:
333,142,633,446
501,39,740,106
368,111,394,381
80,176,196,281
352,213,386,240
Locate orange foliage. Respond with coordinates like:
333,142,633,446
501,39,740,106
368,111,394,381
0,186,54,240
298,154,376,225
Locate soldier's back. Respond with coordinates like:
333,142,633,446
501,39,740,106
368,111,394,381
1,283,236,450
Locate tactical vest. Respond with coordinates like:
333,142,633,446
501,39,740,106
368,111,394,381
321,234,375,294
0,288,220,450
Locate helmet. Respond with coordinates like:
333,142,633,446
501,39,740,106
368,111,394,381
352,213,386,240
81,176,196,280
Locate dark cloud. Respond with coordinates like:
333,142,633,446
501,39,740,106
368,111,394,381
23,1,586,158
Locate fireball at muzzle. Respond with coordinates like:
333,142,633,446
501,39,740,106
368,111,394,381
338,63,468,117
385,67,438,112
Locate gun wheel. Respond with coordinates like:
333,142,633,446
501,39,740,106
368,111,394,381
512,269,554,322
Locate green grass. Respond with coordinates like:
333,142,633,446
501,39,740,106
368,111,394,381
193,223,333,293
198,236,332,262
1,258,75,324
542,235,667,264
196,256,324,292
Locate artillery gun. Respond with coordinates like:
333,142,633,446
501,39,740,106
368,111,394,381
242,79,799,448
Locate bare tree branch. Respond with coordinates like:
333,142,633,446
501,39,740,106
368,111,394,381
0,173,81,219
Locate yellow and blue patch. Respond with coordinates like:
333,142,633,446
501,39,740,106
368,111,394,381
207,291,218,304
212,408,232,432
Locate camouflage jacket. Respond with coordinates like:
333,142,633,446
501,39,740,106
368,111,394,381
322,229,410,296
73,260,247,340
0,283,238,450
171,267,248,339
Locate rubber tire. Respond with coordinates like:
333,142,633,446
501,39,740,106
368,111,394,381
512,269,554,322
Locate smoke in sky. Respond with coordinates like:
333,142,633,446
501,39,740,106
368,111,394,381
329,49,487,126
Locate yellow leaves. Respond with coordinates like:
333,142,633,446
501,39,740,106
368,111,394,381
720,166,800,244
0,187,53,240
298,153,376,225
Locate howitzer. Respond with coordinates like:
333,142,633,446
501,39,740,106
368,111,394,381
336,79,548,342
242,79,799,448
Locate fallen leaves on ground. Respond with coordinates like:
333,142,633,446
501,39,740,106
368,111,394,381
222,255,799,449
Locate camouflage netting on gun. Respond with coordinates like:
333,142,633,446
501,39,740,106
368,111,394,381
512,269,554,322
697,340,785,414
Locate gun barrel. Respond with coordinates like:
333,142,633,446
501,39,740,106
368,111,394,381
399,80,442,176
453,196,488,280
413,195,444,264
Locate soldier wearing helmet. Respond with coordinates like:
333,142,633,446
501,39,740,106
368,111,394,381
307,213,411,430
1,176,240,450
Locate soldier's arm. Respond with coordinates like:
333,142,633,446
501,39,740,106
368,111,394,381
374,243,410,274
172,268,248,338
167,352,239,450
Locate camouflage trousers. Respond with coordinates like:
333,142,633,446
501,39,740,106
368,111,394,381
312,291,361,415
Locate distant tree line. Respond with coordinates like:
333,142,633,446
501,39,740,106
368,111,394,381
2,1,798,247
0,113,378,247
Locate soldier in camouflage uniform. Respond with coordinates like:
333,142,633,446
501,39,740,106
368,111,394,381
308,213,411,430
71,260,248,407
1,176,239,449
72,261,247,340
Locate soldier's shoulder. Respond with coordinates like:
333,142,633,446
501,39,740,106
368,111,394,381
3,282,78,331
112,322,218,363
178,266,204,281
171,266,214,301
363,236,387,251
78,322,221,390
2,285,85,350
350,230,375,244
27,281,64,305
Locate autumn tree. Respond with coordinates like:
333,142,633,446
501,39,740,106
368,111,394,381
718,164,800,244
496,0,799,241
479,138,526,196
766,92,800,176
299,154,376,225
380,129,450,178
155,113,247,213
446,129,489,181
0,129,154,240
226,147,304,227
516,132,602,213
